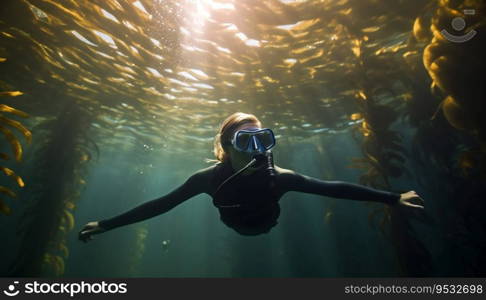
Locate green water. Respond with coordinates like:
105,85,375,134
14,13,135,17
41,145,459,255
0,0,485,277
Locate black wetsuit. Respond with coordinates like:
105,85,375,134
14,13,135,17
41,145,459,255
98,162,401,236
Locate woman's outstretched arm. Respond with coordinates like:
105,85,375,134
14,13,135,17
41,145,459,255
276,167,423,207
79,166,213,242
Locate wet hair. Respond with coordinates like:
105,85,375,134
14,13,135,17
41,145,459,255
212,112,261,163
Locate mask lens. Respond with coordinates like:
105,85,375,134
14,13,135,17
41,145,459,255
234,132,251,150
255,130,274,149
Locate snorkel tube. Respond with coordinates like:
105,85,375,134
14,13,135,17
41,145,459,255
254,150,276,178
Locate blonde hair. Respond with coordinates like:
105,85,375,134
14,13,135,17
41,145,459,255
212,112,261,163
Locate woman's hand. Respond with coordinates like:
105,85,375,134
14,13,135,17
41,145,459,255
78,221,106,243
398,190,425,209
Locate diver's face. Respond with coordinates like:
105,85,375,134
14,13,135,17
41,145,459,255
227,122,261,163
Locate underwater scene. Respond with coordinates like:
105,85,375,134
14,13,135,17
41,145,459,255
0,0,485,277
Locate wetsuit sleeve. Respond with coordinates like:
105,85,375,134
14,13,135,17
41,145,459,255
98,171,208,231
279,171,401,205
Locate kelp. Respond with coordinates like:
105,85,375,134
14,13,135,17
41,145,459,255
127,225,149,276
334,4,434,275
0,59,31,216
8,102,97,277
405,0,486,275
421,0,486,181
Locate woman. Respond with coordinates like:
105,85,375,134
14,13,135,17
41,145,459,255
79,112,424,240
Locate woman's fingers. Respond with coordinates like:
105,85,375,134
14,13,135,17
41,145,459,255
406,202,424,209
79,231,89,242
81,233,94,243
405,191,425,208
411,195,425,206
78,230,85,241
79,227,96,243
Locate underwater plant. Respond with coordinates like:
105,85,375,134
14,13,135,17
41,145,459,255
412,0,486,276
8,102,97,277
0,58,31,216
421,0,486,180
127,225,149,276
335,4,434,275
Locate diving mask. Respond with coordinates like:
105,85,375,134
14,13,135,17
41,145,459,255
230,128,276,154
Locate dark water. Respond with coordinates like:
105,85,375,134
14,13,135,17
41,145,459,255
0,0,485,277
